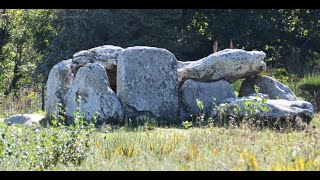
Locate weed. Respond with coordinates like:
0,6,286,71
182,121,193,129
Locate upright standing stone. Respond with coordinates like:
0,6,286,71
117,46,178,121
180,79,236,115
239,75,297,101
66,63,123,124
46,59,74,117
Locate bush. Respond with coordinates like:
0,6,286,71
0,109,95,170
297,74,320,112
298,74,320,91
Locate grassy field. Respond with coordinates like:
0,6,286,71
1,71,320,171
0,113,319,171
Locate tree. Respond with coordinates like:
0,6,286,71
2,9,320,97
0,9,57,97
0,9,11,95
38,9,201,78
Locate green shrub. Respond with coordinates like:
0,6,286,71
297,74,320,91
0,101,96,170
297,74,320,112
231,79,243,97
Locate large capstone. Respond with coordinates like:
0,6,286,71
117,46,179,121
66,63,123,124
238,75,297,101
180,79,236,115
72,45,123,68
46,59,74,118
178,49,266,84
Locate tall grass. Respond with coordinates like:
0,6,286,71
1,67,319,170
297,74,320,112
297,74,320,90
231,79,243,97
0,114,319,171
0,88,43,118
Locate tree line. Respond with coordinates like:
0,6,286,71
0,9,319,98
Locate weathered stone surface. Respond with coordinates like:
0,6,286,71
266,99,314,120
5,114,29,124
5,114,45,126
66,63,123,124
177,61,192,69
72,50,95,66
178,97,190,122
72,45,123,69
178,49,266,84
220,96,314,122
238,75,297,101
89,45,123,68
46,59,74,117
117,46,178,120
180,79,236,115
72,45,123,92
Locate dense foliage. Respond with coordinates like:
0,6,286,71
0,9,319,109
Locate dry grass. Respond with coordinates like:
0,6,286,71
1,114,319,171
